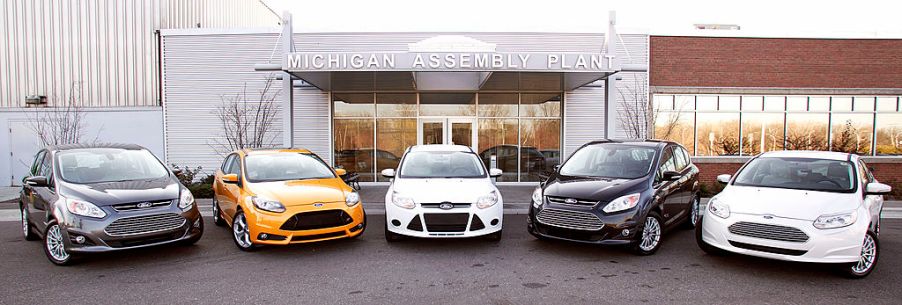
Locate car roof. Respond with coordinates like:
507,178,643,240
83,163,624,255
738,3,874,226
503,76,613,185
242,148,314,155
408,144,472,153
583,139,669,148
758,150,854,161
47,143,146,152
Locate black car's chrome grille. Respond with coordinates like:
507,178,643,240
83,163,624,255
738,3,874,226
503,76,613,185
423,213,470,232
104,213,186,237
546,196,598,206
111,200,174,212
536,208,604,231
728,222,810,243
280,210,353,231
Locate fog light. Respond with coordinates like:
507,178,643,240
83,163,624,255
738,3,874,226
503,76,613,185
350,223,365,233
490,219,499,226
260,233,269,240
622,229,630,237
391,219,401,227
74,236,86,244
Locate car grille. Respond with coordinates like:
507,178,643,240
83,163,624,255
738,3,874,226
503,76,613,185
420,202,471,209
728,222,810,243
546,196,598,206
104,213,186,237
111,200,174,212
280,210,353,231
536,208,604,231
423,213,470,232
729,241,808,256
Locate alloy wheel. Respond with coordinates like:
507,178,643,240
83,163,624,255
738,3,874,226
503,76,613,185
690,197,700,226
852,234,877,274
45,224,70,262
21,208,29,238
639,216,662,252
212,199,220,222
232,213,252,248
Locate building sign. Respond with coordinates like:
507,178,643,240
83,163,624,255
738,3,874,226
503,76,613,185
283,52,618,72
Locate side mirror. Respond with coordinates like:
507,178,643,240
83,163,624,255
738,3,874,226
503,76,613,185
716,174,732,184
25,176,48,187
489,168,503,178
334,168,347,176
222,173,240,184
866,182,892,195
662,170,683,181
381,168,396,178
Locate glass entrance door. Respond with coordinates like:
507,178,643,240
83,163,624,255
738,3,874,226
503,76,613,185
418,118,476,150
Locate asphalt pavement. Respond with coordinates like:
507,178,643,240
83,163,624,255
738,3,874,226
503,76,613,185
1,216,900,304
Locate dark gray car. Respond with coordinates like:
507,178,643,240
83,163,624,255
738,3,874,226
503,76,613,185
19,143,203,265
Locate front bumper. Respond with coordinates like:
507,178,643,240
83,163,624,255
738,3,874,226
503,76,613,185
527,203,641,245
245,202,366,245
385,201,503,238
700,212,867,263
60,203,204,254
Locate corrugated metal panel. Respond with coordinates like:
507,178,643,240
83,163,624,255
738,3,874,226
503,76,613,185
162,33,283,172
563,86,607,159
0,0,278,108
293,88,331,164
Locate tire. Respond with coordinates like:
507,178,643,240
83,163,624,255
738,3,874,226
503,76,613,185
838,231,879,279
683,196,701,229
384,222,404,242
43,220,75,266
180,218,204,246
632,212,663,256
486,230,503,242
211,197,226,227
21,205,39,241
695,216,729,256
231,210,257,251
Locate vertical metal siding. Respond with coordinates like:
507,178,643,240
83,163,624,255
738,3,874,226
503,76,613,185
0,0,279,108
564,86,607,158
293,87,331,164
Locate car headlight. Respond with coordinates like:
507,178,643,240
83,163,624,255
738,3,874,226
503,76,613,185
813,211,857,229
178,189,195,211
66,198,106,218
391,191,415,209
250,196,286,213
708,197,730,219
532,187,543,208
602,193,641,213
345,191,360,207
476,191,499,209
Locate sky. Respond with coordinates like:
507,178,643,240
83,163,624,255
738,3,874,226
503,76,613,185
262,0,902,38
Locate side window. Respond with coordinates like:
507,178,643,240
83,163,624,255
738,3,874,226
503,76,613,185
658,147,676,174
680,147,692,166
39,152,53,177
221,155,235,173
229,155,242,177
673,146,688,171
858,160,873,185
30,151,46,176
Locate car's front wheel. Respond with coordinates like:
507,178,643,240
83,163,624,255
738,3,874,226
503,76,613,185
231,210,257,251
839,232,879,278
212,197,226,227
21,205,38,241
683,196,701,229
632,213,663,255
384,222,404,242
43,220,75,266
695,215,728,256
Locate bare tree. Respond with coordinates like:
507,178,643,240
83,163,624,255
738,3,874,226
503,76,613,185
617,76,682,139
210,75,281,154
26,83,96,146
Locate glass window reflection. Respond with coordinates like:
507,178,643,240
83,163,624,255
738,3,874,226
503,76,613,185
478,93,518,117
520,93,562,117
477,119,519,182
419,93,476,116
876,113,902,155
376,119,415,181
741,113,785,155
333,93,374,117
333,119,375,182
785,113,828,151
520,119,561,181
376,93,417,117
696,113,740,156
830,114,873,155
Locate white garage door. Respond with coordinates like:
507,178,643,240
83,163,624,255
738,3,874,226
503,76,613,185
8,121,40,186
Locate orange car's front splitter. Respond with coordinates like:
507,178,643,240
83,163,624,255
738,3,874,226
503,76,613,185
246,202,366,245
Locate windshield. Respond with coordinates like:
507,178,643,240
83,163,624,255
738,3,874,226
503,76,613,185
245,153,336,182
560,144,656,179
399,151,486,178
57,148,169,184
733,157,857,193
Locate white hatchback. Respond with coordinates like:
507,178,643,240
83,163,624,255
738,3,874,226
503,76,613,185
697,151,891,278
381,145,504,241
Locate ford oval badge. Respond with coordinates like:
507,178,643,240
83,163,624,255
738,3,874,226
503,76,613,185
439,203,453,210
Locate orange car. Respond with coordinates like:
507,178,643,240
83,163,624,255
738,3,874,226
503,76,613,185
211,148,365,250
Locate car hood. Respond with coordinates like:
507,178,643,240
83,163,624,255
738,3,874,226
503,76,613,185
543,175,647,202
392,178,497,203
248,178,350,207
61,177,180,206
716,185,861,221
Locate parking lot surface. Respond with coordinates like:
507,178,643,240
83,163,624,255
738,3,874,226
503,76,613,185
1,215,900,305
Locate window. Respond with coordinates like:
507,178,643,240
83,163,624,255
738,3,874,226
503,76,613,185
559,143,656,179
733,157,856,193
419,93,476,116
478,93,518,117
376,93,416,117
830,114,873,155
696,112,740,156
658,147,676,173
39,152,53,178
875,113,902,155
30,150,46,176
333,93,374,117
520,119,560,181
245,153,335,182
376,119,414,181
477,119,518,182
56,149,169,184
672,146,688,171
221,154,235,173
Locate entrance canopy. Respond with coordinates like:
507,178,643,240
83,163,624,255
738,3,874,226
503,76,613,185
283,71,612,91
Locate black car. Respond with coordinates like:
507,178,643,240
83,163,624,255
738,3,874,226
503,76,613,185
19,144,203,265
527,140,700,255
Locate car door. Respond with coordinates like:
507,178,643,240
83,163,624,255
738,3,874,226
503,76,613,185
214,154,233,217
22,150,46,231
219,154,244,222
654,146,681,224
858,160,883,230
31,151,57,233
672,146,693,212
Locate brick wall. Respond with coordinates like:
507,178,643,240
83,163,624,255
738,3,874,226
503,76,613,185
650,36,902,88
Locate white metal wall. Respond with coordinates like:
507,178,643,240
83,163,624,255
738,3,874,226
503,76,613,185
293,88,331,164
0,0,279,108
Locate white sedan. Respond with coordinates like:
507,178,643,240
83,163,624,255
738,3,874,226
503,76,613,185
696,151,891,278
381,145,504,241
